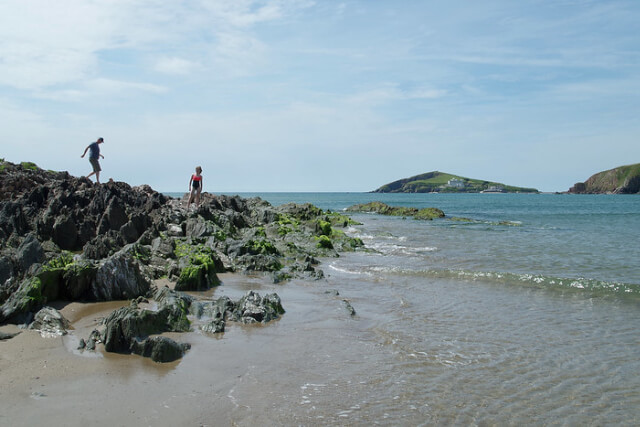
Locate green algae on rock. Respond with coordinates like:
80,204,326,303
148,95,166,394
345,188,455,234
346,202,445,220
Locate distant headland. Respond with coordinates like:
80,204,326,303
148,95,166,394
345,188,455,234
372,171,539,194
568,163,640,194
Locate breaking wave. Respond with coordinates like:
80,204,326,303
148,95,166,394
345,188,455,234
329,263,640,299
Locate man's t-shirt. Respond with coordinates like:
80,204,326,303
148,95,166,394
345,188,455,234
88,142,100,159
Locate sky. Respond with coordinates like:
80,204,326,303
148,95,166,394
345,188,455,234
1,0,639,193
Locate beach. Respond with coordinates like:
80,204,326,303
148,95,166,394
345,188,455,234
0,273,384,426
2,191,640,425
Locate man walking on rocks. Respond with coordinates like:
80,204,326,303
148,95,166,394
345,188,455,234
81,137,105,184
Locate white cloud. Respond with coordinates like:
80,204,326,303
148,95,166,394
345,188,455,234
32,78,167,102
153,57,199,75
0,0,314,92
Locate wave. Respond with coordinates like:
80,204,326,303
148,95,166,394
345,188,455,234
329,263,640,299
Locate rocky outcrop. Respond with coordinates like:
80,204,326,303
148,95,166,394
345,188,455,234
101,289,192,362
92,287,284,363
569,163,640,194
0,159,365,360
346,201,445,220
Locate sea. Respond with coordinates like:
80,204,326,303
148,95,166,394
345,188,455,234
161,192,640,424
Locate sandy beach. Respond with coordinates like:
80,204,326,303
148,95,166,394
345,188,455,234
0,272,369,426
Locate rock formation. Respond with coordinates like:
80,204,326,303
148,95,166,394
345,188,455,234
0,159,364,361
346,201,445,220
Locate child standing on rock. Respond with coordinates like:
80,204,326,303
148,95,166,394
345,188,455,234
187,166,203,209
81,137,105,184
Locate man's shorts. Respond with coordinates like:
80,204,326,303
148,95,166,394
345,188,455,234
90,158,101,173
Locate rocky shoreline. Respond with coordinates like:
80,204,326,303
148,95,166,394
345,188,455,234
0,159,363,362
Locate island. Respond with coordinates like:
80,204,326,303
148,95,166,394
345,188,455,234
568,163,640,194
372,171,539,193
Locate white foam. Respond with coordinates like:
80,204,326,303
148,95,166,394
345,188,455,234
328,263,370,276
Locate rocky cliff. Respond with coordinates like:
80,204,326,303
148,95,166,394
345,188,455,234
568,164,640,194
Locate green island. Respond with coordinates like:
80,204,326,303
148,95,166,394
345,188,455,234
568,163,640,194
373,171,539,193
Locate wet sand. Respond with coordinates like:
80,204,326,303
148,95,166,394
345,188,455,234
0,273,372,426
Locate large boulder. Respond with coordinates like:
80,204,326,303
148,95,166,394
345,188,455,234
0,277,45,323
91,250,151,301
16,234,45,271
231,291,285,324
130,336,191,363
102,288,192,362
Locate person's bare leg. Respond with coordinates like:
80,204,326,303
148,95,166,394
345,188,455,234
95,171,100,184
187,190,194,209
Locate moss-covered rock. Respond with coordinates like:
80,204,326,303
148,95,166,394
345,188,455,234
414,207,445,220
173,242,223,291
345,201,419,217
346,202,445,221
316,219,333,236
175,254,220,291
316,235,334,249
103,289,192,356
0,276,45,323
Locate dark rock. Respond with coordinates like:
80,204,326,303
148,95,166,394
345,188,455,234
102,288,192,360
201,318,225,334
342,299,356,316
0,277,45,323
131,336,190,363
0,330,21,340
0,256,15,288
98,197,129,233
16,234,45,271
28,306,70,336
86,338,96,351
120,221,140,244
0,202,28,242
569,182,587,194
232,291,284,324
150,237,176,258
52,215,79,250
185,217,212,238
83,231,122,260
236,254,282,272
62,260,97,300
92,250,150,301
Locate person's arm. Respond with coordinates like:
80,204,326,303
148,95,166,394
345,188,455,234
200,177,203,192
81,146,89,158
189,176,193,190
100,153,104,159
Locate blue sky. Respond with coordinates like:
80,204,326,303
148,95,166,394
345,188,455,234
1,0,638,192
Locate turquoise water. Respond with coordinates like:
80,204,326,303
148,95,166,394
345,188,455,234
163,192,640,424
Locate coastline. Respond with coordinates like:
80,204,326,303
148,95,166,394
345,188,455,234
2,161,640,424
